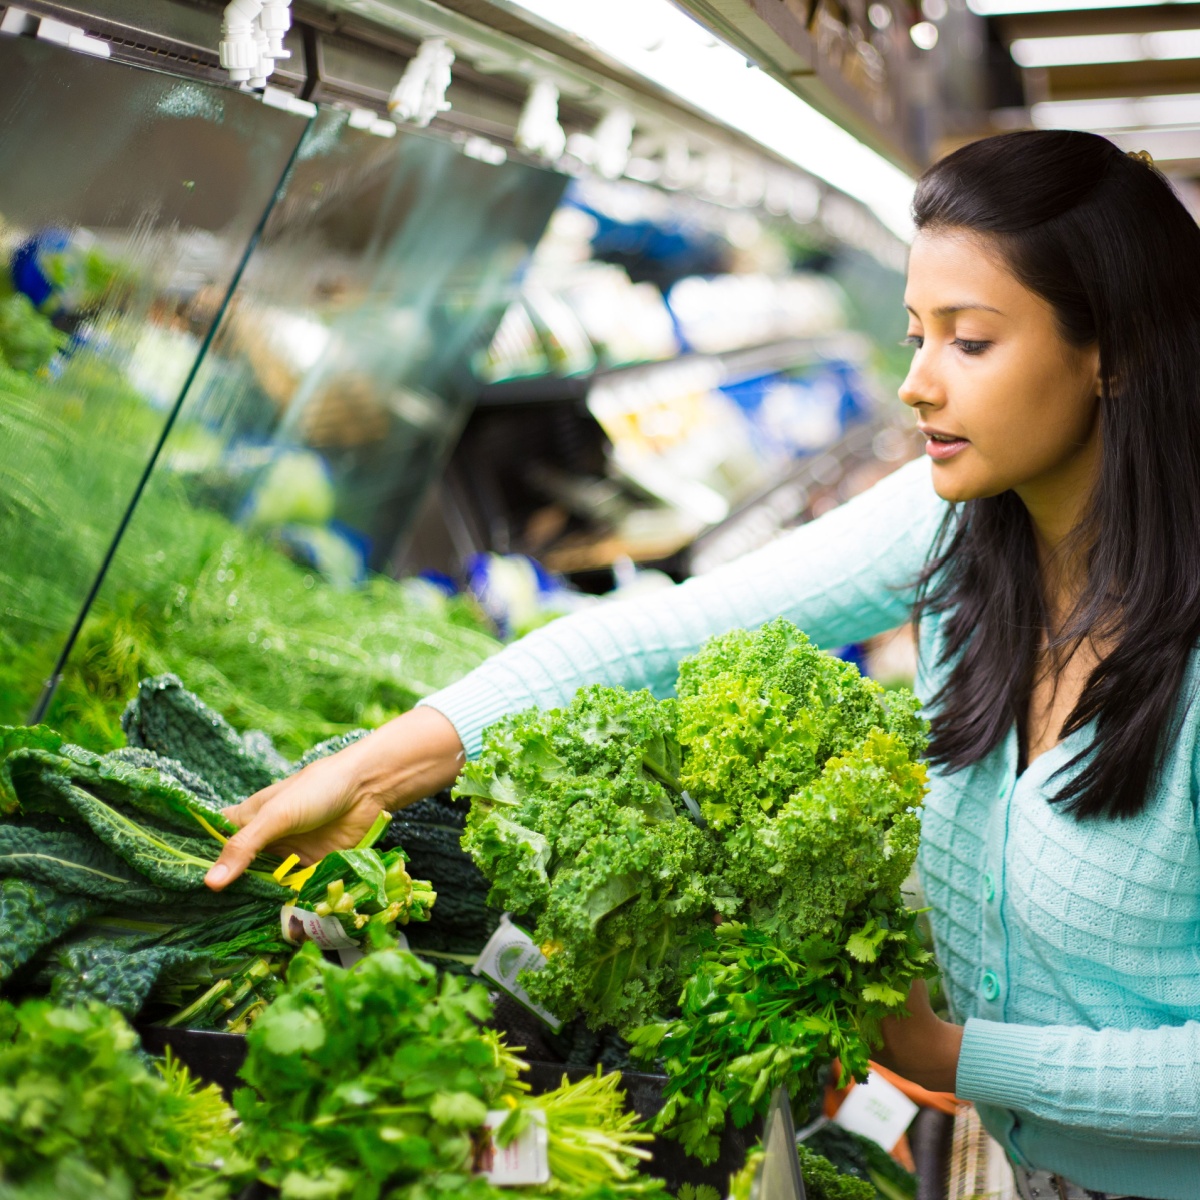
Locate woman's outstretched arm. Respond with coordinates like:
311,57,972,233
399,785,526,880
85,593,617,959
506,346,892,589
206,454,946,888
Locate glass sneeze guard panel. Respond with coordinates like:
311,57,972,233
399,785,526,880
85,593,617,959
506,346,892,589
45,109,565,754
0,35,309,727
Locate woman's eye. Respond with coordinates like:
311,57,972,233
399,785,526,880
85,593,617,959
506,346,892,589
901,334,923,349
955,338,990,355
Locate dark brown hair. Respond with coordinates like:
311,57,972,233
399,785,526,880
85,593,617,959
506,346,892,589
911,129,1200,819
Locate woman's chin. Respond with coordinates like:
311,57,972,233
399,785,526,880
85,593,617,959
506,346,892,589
928,461,996,504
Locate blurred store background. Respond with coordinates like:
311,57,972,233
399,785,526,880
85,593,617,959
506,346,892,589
2,1,1198,1196
4,0,1197,750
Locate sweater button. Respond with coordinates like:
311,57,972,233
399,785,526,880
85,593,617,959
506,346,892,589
983,872,995,902
981,970,1000,1001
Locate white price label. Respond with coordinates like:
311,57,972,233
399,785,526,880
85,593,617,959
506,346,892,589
477,1109,550,1186
280,905,359,951
832,1071,918,1151
473,915,565,1033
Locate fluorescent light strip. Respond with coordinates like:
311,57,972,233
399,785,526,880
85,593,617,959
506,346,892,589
1107,124,1200,159
1012,28,1200,66
1032,91,1200,128
971,0,1200,14
504,0,915,240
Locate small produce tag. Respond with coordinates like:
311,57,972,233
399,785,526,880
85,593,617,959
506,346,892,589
280,905,359,952
832,1071,918,1151
476,1109,550,1186
473,915,565,1033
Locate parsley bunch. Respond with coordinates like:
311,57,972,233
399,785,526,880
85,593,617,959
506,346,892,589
628,919,930,1163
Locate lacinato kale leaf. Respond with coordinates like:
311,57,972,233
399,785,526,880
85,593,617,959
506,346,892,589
121,674,288,803
0,679,435,1030
0,879,93,981
0,822,177,906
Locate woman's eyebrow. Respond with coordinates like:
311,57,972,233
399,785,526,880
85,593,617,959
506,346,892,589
904,302,1004,317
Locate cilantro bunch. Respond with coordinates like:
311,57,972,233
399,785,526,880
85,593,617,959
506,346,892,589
458,619,934,1161
0,998,233,1199
233,940,516,1198
232,940,665,1200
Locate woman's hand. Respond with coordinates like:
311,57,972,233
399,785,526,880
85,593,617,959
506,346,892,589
203,706,466,890
873,979,963,1094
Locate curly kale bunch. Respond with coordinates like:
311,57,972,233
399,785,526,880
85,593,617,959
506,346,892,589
674,619,927,949
459,687,723,1030
459,619,934,1159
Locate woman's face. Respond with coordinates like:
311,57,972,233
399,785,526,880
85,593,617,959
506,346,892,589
900,229,1102,510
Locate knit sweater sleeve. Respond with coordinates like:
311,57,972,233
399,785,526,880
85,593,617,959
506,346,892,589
957,1017,1200,1142
420,455,947,757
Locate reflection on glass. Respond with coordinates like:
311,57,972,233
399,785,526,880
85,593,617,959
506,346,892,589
173,112,567,572
0,36,307,726
46,111,564,754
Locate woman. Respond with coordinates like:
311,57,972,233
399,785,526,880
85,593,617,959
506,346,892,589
205,131,1200,1200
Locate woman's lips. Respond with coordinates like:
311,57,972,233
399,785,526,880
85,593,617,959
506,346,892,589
924,435,970,461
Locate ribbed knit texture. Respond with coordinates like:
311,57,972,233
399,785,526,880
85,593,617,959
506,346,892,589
421,457,1200,1200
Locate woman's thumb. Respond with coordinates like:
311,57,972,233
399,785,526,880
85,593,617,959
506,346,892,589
204,802,294,891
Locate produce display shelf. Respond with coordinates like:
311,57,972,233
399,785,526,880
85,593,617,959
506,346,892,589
476,334,864,409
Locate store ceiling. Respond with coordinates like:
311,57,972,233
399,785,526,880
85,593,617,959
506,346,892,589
975,0,1200,177
668,0,1200,179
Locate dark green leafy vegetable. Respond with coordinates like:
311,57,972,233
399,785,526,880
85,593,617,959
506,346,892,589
0,682,434,1029
729,1143,876,1200
381,793,500,963
802,1114,918,1200
0,997,234,1198
627,921,931,1163
0,880,93,981
121,675,287,803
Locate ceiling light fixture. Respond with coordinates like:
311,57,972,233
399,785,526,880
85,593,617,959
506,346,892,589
911,21,940,49
1032,90,1200,129
502,0,916,238
1011,28,1200,68
970,0,1199,15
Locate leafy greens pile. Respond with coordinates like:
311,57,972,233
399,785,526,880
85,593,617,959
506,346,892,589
0,948,669,1200
458,619,933,1161
0,997,234,1199
0,677,433,1030
231,939,667,1200
0,357,499,755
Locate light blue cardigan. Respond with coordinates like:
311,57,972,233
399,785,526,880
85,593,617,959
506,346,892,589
422,457,1200,1200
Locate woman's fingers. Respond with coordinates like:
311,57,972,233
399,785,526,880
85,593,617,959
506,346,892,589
221,775,292,829
205,796,303,890
204,758,360,890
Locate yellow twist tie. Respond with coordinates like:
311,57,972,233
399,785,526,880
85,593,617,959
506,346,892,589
272,854,301,883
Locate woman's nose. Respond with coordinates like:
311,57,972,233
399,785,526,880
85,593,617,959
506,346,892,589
898,351,942,411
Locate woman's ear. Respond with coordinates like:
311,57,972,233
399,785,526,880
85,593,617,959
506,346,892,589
1090,344,1105,399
